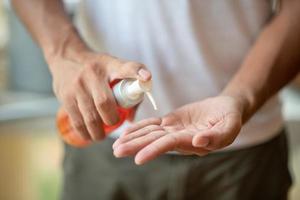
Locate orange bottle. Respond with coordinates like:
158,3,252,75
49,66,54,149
57,79,157,147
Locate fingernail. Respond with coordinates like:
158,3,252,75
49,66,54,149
194,137,209,148
134,157,143,165
113,148,122,158
138,69,151,80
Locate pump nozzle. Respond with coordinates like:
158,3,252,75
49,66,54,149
126,80,151,98
113,79,157,110
125,80,157,110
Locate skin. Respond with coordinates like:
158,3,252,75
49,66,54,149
11,0,152,141
113,0,300,165
12,0,299,165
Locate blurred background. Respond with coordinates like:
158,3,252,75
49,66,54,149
0,0,299,199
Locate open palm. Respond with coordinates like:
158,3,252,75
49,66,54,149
113,96,243,165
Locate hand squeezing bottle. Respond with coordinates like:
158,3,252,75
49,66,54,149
57,79,157,147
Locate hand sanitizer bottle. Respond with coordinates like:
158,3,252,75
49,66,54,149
57,79,157,147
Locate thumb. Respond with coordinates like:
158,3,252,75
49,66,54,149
193,113,242,150
110,61,152,82
192,129,228,151
192,130,214,149
192,134,210,148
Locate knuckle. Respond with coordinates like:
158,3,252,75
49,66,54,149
85,112,99,124
207,141,222,151
72,120,85,130
116,58,125,65
86,64,107,78
62,92,75,103
125,61,143,71
86,62,106,77
110,59,124,70
168,134,179,146
74,75,84,87
96,96,110,109
85,61,98,72
98,53,113,63
136,62,145,69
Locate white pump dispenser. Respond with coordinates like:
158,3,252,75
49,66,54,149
112,79,157,110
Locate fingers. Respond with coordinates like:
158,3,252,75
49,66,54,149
138,68,152,81
89,77,120,126
114,123,210,164
192,114,241,150
192,131,211,148
63,102,90,140
113,130,166,158
88,56,152,126
71,59,121,140
76,85,105,141
192,129,230,151
134,133,184,165
82,59,120,126
107,59,152,82
119,62,152,81
134,132,210,165
93,87,119,126
175,147,209,156
57,53,153,144
113,124,163,149
122,118,162,135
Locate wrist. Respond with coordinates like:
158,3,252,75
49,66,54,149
43,24,91,65
221,87,255,124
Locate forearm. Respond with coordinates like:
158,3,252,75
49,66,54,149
11,0,89,66
222,0,300,123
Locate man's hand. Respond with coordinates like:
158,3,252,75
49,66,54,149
113,96,243,165
11,0,152,142
51,52,151,141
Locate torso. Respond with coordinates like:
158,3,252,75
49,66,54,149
76,0,283,149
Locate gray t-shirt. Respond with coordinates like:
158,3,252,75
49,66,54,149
76,0,283,150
